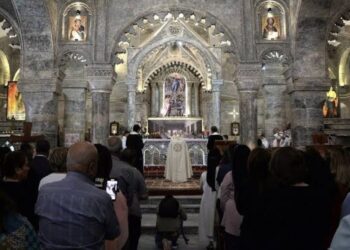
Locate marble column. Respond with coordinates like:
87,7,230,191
62,87,86,144
87,64,114,145
155,83,160,116
151,83,159,117
289,79,329,146
19,81,58,146
237,63,262,146
263,63,287,142
211,80,223,129
187,82,192,116
127,84,136,128
194,83,199,117
159,82,164,114
91,90,111,145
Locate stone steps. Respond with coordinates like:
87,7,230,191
141,195,201,235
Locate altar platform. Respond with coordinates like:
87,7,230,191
143,138,207,195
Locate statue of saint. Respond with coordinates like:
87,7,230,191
263,17,279,40
323,86,338,118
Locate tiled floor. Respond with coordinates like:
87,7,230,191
146,178,202,195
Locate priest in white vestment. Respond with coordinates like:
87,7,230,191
165,135,193,182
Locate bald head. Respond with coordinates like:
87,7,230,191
67,142,98,178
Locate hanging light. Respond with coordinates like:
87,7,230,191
267,7,274,18
75,10,81,20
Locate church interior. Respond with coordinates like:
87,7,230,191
1,0,350,249
0,0,349,148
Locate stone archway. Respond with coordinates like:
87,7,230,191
112,10,239,132
11,0,57,144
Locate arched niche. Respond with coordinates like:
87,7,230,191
0,50,10,86
256,1,288,41
61,2,93,42
339,48,350,86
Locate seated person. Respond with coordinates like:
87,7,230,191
155,195,187,249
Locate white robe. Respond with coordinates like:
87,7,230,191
198,171,217,244
165,137,192,182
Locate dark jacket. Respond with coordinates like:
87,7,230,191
206,134,223,191
126,133,144,174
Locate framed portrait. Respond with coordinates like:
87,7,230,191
110,121,119,135
261,15,282,40
67,15,87,42
231,122,240,136
7,81,25,120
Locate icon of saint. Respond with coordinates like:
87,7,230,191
70,18,85,41
263,17,279,40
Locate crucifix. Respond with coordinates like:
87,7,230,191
9,122,45,143
228,107,239,122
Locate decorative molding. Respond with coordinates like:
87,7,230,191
86,64,113,78
237,63,262,78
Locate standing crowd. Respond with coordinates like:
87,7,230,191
199,126,350,250
0,124,148,250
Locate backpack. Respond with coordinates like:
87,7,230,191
158,195,179,218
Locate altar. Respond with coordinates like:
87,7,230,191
142,138,208,178
147,117,203,138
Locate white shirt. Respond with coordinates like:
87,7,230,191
38,173,66,190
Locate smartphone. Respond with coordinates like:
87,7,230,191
106,179,118,200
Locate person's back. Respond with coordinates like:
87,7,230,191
156,195,187,249
256,147,329,250
126,124,144,174
260,185,327,250
29,139,52,181
35,142,119,249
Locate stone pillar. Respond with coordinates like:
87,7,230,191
194,83,199,117
262,63,287,142
289,79,329,146
127,84,136,129
62,87,86,144
237,63,261,146
187,82,192,116
151,83,159,117
159,82,164,114
87,64,113,145
211,80,223,129
155,83,160,116
19,81,58,146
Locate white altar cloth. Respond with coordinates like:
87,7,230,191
165,137,193,182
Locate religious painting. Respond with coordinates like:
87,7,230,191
68,15,87,41
7,81,25,120
110,121,119,135
231,122,240,136
161,73,186,117
261,15,281,40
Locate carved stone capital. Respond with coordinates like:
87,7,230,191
88,80,113,93
127,84,137,92
237,63,262,79
211,79,223,92
18,79,58,93
236,63,262,91
86,64,114,79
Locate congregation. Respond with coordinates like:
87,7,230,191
1,125,350,250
